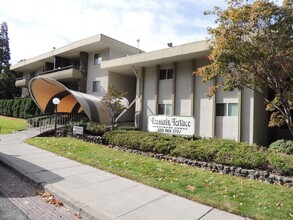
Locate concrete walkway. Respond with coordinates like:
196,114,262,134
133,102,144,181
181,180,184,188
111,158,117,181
0,129,247,220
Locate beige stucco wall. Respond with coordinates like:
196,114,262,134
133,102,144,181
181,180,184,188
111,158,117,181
87,49,110,96
241,88,255,143
194,58,214,138
215,88,239,140
142,66,157,131
175,61,193,116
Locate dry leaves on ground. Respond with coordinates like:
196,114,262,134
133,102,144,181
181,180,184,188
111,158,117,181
36,191,63,207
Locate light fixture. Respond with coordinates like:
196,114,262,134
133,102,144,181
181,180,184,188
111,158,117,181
52,97,60,137
52,97,60,105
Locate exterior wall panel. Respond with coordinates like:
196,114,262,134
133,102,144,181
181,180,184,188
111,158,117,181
176,61,192,116
142,67,157,131
87,49,110,95
241,88,254,143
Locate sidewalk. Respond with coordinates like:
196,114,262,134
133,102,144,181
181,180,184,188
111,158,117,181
0,129,247,220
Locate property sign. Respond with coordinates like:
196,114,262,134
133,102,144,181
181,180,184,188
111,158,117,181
148,115,195,136
73,126,84,135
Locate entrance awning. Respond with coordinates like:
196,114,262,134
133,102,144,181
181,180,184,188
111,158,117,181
29,76,104,122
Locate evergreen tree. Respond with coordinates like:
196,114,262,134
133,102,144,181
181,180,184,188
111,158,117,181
0,21,10,74
0,21,20,99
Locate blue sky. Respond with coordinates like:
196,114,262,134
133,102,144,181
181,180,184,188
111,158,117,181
0,0,280,64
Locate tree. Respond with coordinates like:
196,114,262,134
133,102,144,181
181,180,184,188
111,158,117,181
0,21,10,74
0,21,20,99
101,86,127,130
197,0,293,136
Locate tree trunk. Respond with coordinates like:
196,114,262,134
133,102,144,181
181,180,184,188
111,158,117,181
281,98,293,137
285,113,293,137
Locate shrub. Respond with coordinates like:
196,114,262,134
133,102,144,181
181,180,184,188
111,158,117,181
103,130,187,154
103,131,293,176
269,139,293,155
268,153,293,176
173,139,269,170
117,126,139,131
0,98,40,118
69,120,108,136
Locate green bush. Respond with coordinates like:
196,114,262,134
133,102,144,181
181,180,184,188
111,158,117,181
269,139,293,155
172,139,269,169
268,153,293,176
103,130,293,176
117,126,139,131
0,98,40,118
104,130,187,154
70,120,108,136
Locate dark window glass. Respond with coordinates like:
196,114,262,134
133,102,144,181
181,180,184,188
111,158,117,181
158,104,165,115
159,69,166,80
216,103,226,116
167,68,173,79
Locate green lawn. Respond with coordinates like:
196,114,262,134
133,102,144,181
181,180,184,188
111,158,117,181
0,116,28,134
25,137,293,220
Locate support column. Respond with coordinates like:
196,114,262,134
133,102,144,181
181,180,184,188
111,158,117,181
155,65,160,115
172,62,177,116
135,67,145,129
191,59,196,116
238,89,242,141
212,78,217,138
78,51,88,93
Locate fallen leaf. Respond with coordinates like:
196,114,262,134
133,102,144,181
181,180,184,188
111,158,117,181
186,185,195,191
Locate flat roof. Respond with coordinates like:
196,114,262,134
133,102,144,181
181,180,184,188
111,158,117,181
100,40,210,74
11,34,142,72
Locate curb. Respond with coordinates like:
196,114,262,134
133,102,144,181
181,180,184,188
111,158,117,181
0,154,106,220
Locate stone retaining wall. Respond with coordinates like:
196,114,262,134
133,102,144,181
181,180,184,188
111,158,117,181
112,146,293,187
61,132,293,187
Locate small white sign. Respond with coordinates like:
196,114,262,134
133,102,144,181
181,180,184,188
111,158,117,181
73,126,84,135
148,115,195,136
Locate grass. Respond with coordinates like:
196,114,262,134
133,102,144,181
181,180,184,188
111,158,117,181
25,137,293,220
0,116,28,134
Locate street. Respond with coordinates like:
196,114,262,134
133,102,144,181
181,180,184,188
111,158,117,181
0,163,81,220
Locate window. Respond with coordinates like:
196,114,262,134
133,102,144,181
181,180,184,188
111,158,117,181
92,81,102,92
216,103,238,116
158,104,172,115
228,103,238,116
216,103,226,116
94,54,102,65
159,68,173,80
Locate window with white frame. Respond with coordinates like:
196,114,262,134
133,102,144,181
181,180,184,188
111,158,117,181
92,81,102,92
158,104,172,115
159,68,173,80
94,54,102,65
216,103,238,116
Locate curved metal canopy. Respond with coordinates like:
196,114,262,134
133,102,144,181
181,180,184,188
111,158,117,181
29,76,105,122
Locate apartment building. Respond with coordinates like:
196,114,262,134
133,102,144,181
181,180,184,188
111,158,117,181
12,34,271,145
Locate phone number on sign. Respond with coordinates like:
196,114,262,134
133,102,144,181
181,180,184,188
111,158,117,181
158,128,181,134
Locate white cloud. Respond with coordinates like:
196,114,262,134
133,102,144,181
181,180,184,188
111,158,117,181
0,0,228,64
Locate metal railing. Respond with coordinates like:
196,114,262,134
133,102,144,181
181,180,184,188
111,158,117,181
27,113,87,134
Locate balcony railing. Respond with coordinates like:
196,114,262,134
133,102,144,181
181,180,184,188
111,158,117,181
15,65,82,87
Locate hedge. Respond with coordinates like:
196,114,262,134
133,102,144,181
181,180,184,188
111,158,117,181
269,139,293,155
0,98,41,118
103,130,293,176
104,130,187,154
